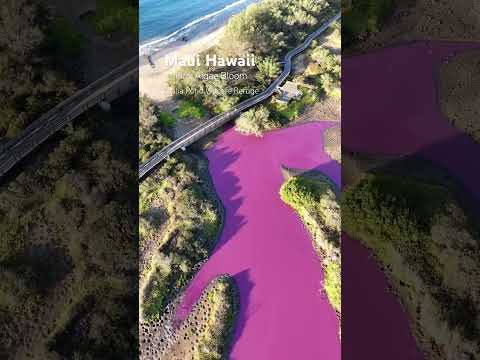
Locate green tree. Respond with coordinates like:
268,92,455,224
0,1,75,139
256,57,281,86
0,0,44,59
221,0,334,57
321,73,340,99
235,106,279,137
311,47,340,74
213,96,240,114
139,95,158,128
139,96,171,162
308,47,340,99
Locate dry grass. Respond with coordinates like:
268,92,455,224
351,0,480,53
140,276,238,360
439,50,480,143
324,125,341,163
343,159,480,359
299,98,341,122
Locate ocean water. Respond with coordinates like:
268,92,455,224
139,0,260,53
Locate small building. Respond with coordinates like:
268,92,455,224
276,81,303,105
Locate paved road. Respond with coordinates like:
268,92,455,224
0,57,139,178
139,12,341,180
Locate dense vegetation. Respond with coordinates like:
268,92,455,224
168,0,339,129
0,0,76,141
195,277,239,360
140,153,222,319
280,174,341,314
232,23,341,136
343,172,480,358
94,0,138,36
0,112,138,357
221,0,339,58
0,2,139,358
342,0,395,46
48,17,85,57
139,96,223,321
308,46,341,99
177,100,207,120
139,96,172,163
235,106,280,137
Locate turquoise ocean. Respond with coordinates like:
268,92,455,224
139,0,260,54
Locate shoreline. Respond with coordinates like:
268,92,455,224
139,25,226,105
178,122,341,359
343,40,480,359
139,0,260,54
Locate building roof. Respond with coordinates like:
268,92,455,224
279,81,302,98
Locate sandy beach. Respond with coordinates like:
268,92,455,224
139,26,226,106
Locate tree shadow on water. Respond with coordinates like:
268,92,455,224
281,159,341,195
229,269,255,360
206,145,248,256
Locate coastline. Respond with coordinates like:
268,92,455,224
139,25,226,105
177,122,341,359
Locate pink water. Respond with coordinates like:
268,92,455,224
342,234,424,359
177,122,341,360
342,41,480,359
344,41,480,204
176,41,480,359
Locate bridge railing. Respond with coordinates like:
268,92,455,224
139,12,341,180
139,110,241,178
0,57,139,178
3,57,139,151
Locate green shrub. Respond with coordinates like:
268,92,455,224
156,111,176,127
197,277,239,360
280,176,331,209
139,97,172,162
307,46,341,99
95,0,138,36
140,156,221,320
213,96,240,114
177,100,207,119
301,88,320,106
280,175,341,314
256,57,281,85
275,100,305,121
235,106,279,137
342,173,480,340
343,0,394,46
324,260,341,313
342,174,449,248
